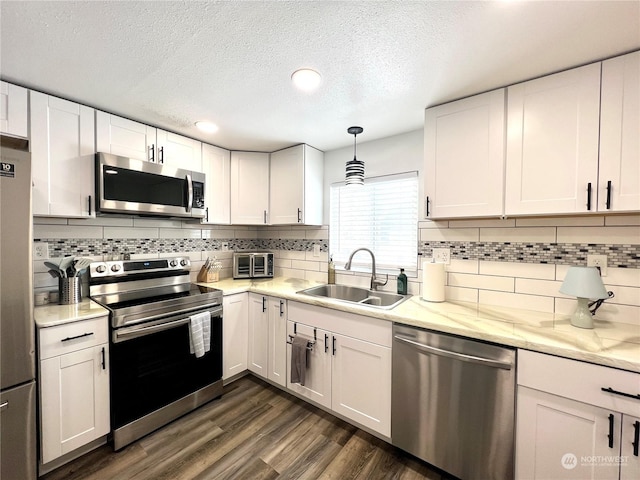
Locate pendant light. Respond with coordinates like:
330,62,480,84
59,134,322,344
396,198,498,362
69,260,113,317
345,126,364,185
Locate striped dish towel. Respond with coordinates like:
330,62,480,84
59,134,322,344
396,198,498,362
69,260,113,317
189,311,211,358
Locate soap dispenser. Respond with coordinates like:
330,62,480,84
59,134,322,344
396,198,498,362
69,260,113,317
397,268,408,295
328,256,336,284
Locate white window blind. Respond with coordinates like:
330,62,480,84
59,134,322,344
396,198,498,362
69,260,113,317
330,171,418,275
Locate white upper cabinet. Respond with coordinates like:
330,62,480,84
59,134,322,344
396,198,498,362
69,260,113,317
230,151,270,224
0,81,28,138
599,51,640,213
156,129,202,171
31,92,95,217
269,144,324,225
505,63,602,215
97,112,202,171
96,111,156,162
201,143,231,224
424,89,506,218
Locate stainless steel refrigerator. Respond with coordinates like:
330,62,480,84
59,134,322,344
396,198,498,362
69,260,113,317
0,144,37,479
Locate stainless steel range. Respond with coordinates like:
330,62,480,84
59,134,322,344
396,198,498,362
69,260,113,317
89,257,223,450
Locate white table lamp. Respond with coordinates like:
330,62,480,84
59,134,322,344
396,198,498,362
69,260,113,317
559,266,609,329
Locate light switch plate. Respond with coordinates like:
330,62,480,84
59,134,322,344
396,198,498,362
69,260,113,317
313,244,320,257
33,242,49,260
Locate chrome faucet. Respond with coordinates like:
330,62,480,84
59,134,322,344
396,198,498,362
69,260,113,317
344,248,388,291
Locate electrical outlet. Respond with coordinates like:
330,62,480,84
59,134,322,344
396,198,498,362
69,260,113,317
587,254,608,276
221,243,229,252
33,242,49,260
313,244,320,257
432,247,451,264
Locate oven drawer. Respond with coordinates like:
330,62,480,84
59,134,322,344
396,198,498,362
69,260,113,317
39,316,109,360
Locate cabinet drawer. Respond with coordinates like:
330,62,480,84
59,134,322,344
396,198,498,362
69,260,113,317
39,316,108,360
518,350,640,417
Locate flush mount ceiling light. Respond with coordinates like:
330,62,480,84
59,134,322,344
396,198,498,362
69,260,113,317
291,68,322,92
345,126,364,185
195,121,219,133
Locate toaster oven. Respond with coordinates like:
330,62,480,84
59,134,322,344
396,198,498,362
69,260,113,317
233,252,274,279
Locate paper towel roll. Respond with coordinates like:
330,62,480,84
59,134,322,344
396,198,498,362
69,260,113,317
422,261,445,302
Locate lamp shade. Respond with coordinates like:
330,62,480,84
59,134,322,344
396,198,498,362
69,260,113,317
559,266,609,299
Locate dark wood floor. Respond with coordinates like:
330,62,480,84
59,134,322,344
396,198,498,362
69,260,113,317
42,375,452,480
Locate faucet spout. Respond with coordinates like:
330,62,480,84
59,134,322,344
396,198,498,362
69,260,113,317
344,248,388,291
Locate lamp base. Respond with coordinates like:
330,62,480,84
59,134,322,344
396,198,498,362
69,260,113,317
570,297,594,329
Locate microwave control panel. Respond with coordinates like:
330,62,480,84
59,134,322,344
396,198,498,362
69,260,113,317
193,181,205,209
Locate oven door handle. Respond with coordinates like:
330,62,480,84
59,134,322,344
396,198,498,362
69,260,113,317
115,317,191,342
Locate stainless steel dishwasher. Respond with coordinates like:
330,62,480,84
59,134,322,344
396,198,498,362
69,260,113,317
392,323,516,480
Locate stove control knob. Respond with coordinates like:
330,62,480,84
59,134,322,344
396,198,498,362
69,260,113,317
110,264,121,272
95,264,106,273
180,259,188,267
169,260,178,267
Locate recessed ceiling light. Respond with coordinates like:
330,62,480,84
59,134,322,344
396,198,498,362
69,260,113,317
291,68,322,92
195,121,219,133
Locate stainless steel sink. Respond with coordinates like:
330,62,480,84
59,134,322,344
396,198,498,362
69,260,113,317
297,284,409,309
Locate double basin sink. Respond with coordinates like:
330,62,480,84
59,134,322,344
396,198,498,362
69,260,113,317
298,284,409,310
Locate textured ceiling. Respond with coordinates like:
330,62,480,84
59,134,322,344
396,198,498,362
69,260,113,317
1,1,639,152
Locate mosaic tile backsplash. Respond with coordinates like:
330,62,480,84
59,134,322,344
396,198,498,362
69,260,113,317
36,236,639,269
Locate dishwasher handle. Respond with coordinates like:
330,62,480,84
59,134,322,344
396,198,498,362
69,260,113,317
394,334,513,370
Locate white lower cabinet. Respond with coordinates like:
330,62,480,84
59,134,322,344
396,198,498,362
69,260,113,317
286,301,392,437
247,293,287,387
38,316,110,465
516,350,640,480
222,293,248,381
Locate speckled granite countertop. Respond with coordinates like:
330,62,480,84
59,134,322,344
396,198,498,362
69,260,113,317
204,277,640,373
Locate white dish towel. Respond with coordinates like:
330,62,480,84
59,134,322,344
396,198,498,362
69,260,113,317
189,311,211,358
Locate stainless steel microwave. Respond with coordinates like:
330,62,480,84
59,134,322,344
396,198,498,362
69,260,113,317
95,152,205,218
233,252,274,279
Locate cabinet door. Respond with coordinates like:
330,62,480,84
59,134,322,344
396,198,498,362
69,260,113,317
505,63,601,215
620,415,640,480
424,89,505,218
156,129,202,171
201,143,231,224
599,51,640,212
40,344,109,464
286,321,332,409
331,333,391,436
247,293,268,377
230,151,269,224
267,297,287,387
222,293,248,381
95,111,156,162
516,386,621,480
0,81,28,138
270,145,304,224
31,92,95,217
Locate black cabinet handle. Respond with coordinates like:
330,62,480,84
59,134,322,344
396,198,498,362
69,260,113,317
601,387,640,400
606,180,612,210
61,332,93,343
332,336,336,356
205,207,209,222
88,195,92,216
324,334,329,353
159,146,164,164
587,182,592,211
149,144,155,162
262,297,266,313
608,413,615,448
297,208,302,223
279,300,284,317
101,347,106,370
425,196,430,217
264,210,267,224
632,420,640,457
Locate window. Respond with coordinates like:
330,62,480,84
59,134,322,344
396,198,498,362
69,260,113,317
330,171,418,275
